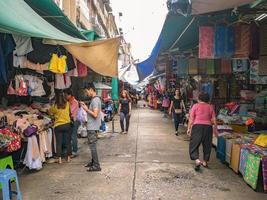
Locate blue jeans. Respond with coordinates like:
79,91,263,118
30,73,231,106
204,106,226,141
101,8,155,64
71,120,79,153
120,112,130,132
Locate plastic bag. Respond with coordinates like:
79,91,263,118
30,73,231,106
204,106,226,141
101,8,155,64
77,107,88,123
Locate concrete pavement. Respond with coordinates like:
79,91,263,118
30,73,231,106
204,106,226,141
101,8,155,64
19,104,267,200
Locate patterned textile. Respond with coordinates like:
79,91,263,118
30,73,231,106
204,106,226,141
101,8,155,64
230,143,241,173
260,24,267,55
250,60,267,85
188,58,198,74
225,138,234,164
239,148,249,176
244,153,261,190
215,26,227,58
232,59,249,72
234,24,251,58
218,79,227,98
206,59,215,75
221,59,232,74
226,27,235,58
216,136,226,162
262,157,267,192
177,59,188,76
198,59,207,74
250,23,259,60
259,56,267,75
214,59,221,74
199,26,214,59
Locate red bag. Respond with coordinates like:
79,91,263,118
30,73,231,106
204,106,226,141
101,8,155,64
0,128,21,152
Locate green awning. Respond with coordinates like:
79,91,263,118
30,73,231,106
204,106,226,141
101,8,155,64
0,0,85,43
80,29,100,41
159,12,237,53
25,0,87,40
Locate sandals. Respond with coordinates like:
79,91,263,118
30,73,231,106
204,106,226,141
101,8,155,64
202,162,209,168
194,160,202,171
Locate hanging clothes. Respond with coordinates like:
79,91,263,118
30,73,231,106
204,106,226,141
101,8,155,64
27,38,56,64
0,33,15,84
23,75,46,97
13,35,33,68
55,74,71,89
214,25,227,58
77,60,88,77
259,56,267,75
214,59,221,74
177,59,188,76
23,135,42,170
226,27,235,58
199,26,214,59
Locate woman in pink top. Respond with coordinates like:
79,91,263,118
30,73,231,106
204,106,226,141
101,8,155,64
187,92,217,171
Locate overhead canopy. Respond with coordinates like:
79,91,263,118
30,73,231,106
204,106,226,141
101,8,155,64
94,82,112,90
191,0,255,15
0,0,85,43
24,0,87,40
64,38,120,77
0,0,120,77
136,36,162,80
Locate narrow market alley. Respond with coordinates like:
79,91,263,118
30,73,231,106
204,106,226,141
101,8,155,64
19,103,266,200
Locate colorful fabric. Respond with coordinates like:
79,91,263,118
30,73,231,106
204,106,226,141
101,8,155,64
260,24,267,55
230,143,241,173
250,23,259,60
221,59,232,74
176,59,188,76
262,157,267,192
259,56,267,75
244,153,261,190
226,27,235,58
188,58,198,74
214,25,227,58
199,26,214,59
0,128,21,153
232,59,249,72
239,148,249,176
77,60,88,77
250,60,267,84
198,59,207,74
214,59,221,74
206,59,215,75
216,136,226,162
234,24,251,58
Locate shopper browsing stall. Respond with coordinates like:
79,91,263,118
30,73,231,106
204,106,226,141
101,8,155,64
64,89,79,157
169,88,186,135
80,83,102,172
50,92,72,164
187,92,217,171
118,90,132,134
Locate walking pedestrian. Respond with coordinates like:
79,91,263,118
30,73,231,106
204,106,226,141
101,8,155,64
169,88,186,135
187,92,217,171
118,90,132,134
50,92,72,164
64,88,79,157
80,83,102,172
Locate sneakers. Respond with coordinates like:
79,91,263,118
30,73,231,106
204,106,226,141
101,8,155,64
71,152,79,158
87,165,101,172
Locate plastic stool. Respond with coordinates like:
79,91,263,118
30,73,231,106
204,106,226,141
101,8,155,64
0,156,14,170
0,169,22,200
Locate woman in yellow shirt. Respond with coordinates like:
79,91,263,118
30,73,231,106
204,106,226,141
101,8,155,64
50,92,72,164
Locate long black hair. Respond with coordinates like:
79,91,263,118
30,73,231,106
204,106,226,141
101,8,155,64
55,92,67,109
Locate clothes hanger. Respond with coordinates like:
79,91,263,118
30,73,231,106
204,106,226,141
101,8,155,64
228,15,250,26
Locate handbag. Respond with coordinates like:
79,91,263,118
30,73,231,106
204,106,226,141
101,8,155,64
23,125,38,137
7,81,16,95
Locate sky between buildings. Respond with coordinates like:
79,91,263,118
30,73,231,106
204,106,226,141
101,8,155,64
110,0,167,61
